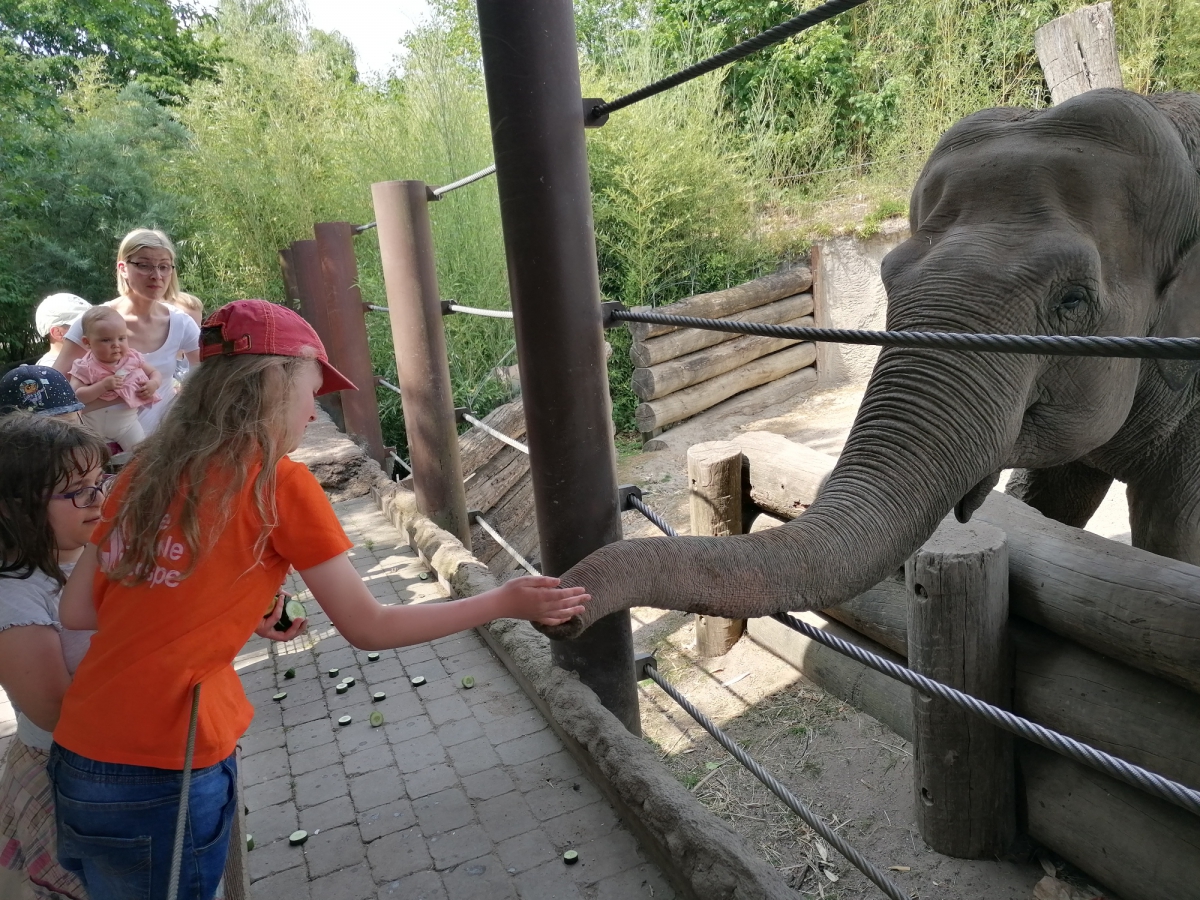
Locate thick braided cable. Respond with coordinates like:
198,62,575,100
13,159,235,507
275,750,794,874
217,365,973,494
611,308,1200,360
167,684,202,900
590,0,873,119
627,494,681,537
644,663,911,899
773,612,1200,817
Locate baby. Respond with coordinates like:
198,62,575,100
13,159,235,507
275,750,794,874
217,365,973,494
68,306,159,455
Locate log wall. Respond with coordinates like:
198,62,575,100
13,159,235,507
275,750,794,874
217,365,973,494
628,268,817,440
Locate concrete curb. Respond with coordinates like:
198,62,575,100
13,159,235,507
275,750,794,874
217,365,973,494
293,414,797,900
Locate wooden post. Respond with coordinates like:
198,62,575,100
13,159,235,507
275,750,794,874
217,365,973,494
1034,2,1123,105
291,238,344,431
906,516,1015,858
688,441,746,656
278,247,300,311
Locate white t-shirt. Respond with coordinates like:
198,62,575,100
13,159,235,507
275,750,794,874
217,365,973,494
0,565,93,751
65,302,200,434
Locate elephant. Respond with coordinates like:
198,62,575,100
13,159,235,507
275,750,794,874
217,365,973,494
545,87,1200,639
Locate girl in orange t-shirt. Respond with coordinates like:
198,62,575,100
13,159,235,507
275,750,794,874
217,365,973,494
50,300,589,900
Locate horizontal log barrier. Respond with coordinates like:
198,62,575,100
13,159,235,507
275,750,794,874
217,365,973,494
736,432,1200,693
627,266,812,342
632,315,815,401
635,345,816,433
631,293,814,368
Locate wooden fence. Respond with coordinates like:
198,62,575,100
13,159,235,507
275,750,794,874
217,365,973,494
627,267,815,441
690,432,1200,900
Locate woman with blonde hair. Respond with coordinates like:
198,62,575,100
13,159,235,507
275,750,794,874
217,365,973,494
54,229,200,436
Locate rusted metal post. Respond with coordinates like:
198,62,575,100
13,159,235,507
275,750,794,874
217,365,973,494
370,181,471,548
291,239,344,431
278,247,300,311
313,223,386,464
477,0,639,732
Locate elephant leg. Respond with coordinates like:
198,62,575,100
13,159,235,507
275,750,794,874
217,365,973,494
1127,477,1200,565
1005,462,1114,528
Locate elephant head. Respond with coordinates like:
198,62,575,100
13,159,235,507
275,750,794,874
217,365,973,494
545,89,1200,639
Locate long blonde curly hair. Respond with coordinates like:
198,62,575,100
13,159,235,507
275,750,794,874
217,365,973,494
103,353,307,585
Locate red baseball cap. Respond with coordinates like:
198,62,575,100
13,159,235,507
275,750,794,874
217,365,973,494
200,299,356,395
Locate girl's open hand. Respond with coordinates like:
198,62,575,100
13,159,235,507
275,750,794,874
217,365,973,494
497,575,590,626
257,591,307,642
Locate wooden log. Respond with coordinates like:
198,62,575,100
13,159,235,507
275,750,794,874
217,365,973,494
635,345,816,433
736,434,1200,693
1020,743,1200,900
465,445,531,515
688,442,746,657
459,400,526,476
627,267,813,341
632,315,814,401
907,517,1015,858
631,293,814,368
746,612,913,742
1034,2,1123,106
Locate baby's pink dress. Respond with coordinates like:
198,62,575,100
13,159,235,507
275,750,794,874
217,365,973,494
70,350,159,408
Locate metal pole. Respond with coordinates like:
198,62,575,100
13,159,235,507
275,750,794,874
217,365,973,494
313,222,387,464
476,0,639,733
278,247,300,311
370,181,472,548
291,239,344,431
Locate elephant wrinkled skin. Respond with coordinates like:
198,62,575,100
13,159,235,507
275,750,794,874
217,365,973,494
545,88,1200,640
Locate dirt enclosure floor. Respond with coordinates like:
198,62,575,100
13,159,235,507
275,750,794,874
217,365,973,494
617,385,1130,900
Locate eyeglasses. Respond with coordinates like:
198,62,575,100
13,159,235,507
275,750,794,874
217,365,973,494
126,261,176,275
51,474,116,509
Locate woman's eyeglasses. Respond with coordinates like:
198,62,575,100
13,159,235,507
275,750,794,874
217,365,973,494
51,474,116,509
126,261,175,275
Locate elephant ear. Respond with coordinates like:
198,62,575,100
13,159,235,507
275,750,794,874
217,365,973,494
1154,241,1200,391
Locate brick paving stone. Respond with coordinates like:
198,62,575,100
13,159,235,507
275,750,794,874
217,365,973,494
413,787,474,836
495,729,561,766
435,716,484,748
363,657,406,685
376,869,446,900
275,677,326,706
357,797,414,842
476,791,539,844
467,690,535,724
425,694,471,726
393,733,447,775
282,699,330,728
249,860,313,900
538,802,620,847
383,713,434,745
561,828,641,885
495,829,557,874
304,823,368,879
398,644,437,666
442,854,517,900
299,794,357,832
245,800,298,846
460,767,516,802
513,859,585,900
245,775,292,813
441,649,496,675
247,836,303,882
510,750,583,792
524,779,602,822
240,726,285,758
250,703,284,732
243,746,290,784
403,764,458,799
406,657,448,683
343,742,397,776
369,677,420,706
411,675,460,702
427,824,492,870
481,709,547,746
309,861,376,900
290,740,343,777
349,769,406,810
286,718,336,755
591,862,676,900
294,763,348,809
367,827,433,881
336,710,391,754
446,737,501,779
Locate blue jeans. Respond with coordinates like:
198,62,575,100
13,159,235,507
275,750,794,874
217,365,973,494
48,744,237,900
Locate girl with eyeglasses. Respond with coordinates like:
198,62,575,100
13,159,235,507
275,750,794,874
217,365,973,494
0,414,111,899
54,229,201,437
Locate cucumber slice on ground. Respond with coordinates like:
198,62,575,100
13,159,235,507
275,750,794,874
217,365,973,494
369,711,384,727
372,692,386,702
410,675,426,686
328,668,340,678
284,668,296,679
338,715,351,726
367,652,380,662
335,684,348,695
342,677,355,687
272,692,287,702
460,676,475,689
418,572,429,581
563,850,579,864
246,835,254,851
288,830,308,846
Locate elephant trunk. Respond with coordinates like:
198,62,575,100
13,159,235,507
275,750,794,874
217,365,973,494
544,348,1031,639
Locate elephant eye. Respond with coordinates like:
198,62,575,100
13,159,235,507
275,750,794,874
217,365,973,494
1057,286,1089,311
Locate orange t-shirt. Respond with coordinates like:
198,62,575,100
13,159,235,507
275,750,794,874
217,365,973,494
54,457,352,769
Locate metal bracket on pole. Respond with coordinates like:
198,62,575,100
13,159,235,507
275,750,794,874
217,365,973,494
617,484,643,512
634,652,657,681
440,299,455,316
453,406,470,423
583,98,609,128
600,301,626,329
466,509,482,523
425,184,441,202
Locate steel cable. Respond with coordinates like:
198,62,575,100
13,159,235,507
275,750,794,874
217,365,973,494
461,412,530,455
626,493,681,537
643,662,911,899
773,612,1200,817
611,308,1200,360
472,513,540,575
445,302,515,319
590,0,873,120
432,163,497,197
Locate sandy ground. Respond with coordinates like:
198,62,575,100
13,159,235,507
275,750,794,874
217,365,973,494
618,384,1124,900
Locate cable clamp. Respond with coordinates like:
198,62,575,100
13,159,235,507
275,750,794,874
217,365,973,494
634,651,657,681
617,484,643,512
466,509,482,524
454,406,470,423
440,299,456,316
600,301,627,329
583,98,609,128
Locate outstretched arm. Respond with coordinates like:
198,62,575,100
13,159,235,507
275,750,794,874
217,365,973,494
299,554,589,651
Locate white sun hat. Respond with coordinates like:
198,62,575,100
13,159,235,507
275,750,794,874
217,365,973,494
34,292,92,337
